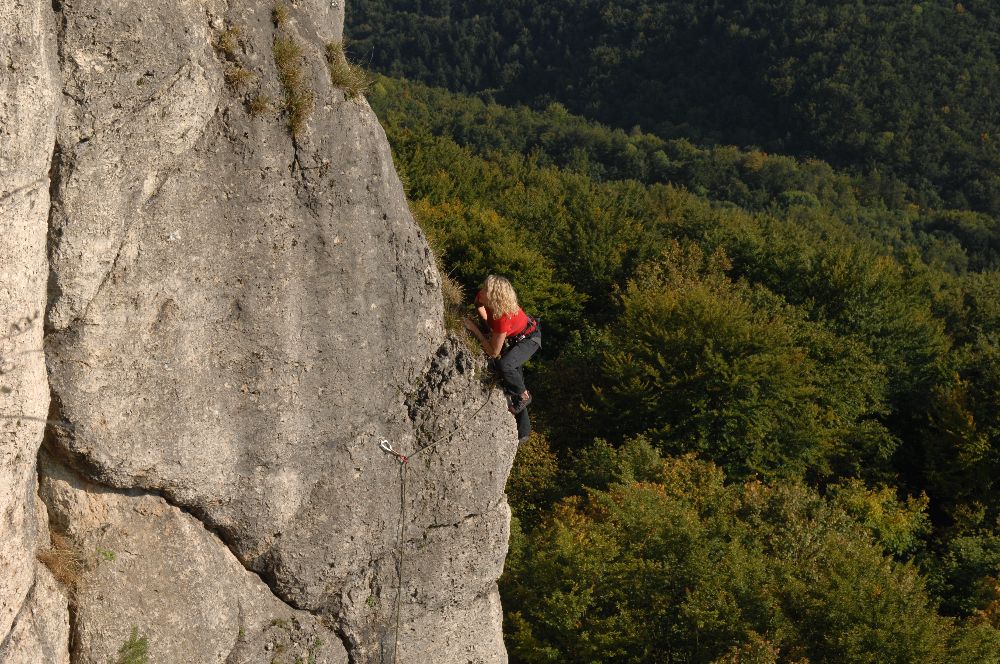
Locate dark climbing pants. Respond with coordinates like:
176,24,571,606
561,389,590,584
497,334,540,398
514,407,531,441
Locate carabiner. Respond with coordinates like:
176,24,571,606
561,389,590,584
379,438,408,463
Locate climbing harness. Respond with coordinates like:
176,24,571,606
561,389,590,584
509,315,539,345
377,390,495,664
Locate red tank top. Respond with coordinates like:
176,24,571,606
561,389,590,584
476,290,530,336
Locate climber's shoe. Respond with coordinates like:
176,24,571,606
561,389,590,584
509,390,532,414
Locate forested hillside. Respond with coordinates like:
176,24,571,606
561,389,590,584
350,0,1000,214
356,73,1000,662
347,3,1000,660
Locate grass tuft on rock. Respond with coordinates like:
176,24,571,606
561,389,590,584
325,41,371,100
272,3,289,27
247,94,274,117
224,64,256,90
441,271,469,336
215,26,242,60
273,34,314,137
36,532,83,592
439,262,481,354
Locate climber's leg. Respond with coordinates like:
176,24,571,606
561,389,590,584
515,407,530,444
496,338,539,399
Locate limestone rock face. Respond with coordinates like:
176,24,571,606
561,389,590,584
16,0,518,662
0,566,70,664
39,459,348,664
0,0,63,656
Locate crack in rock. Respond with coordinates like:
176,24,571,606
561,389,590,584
38,453,349,662
38,449,306,616
0,575,38,658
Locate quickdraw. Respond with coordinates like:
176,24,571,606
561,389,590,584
379,438,408,464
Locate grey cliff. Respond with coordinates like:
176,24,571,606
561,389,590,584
1,1,517,662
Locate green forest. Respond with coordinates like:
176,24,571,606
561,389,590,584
350,0,1000,214
348,2,1000,661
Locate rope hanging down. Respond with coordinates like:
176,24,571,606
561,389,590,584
377,390,494,664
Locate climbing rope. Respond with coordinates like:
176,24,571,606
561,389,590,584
379,438,408,664
378,389,495,664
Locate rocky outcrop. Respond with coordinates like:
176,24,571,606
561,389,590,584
0,0,63,657
39,458,347,663
0,566,70,664
2,0,517,662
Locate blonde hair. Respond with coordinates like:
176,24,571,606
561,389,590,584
482,275,519,317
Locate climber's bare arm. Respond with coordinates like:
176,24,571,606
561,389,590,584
463,319,506,358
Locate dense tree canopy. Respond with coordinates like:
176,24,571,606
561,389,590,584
346,4,1000,654
504,452,1000,663
350,0,1000,214
367,76,1000,274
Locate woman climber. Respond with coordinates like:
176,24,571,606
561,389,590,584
463,275,540,443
